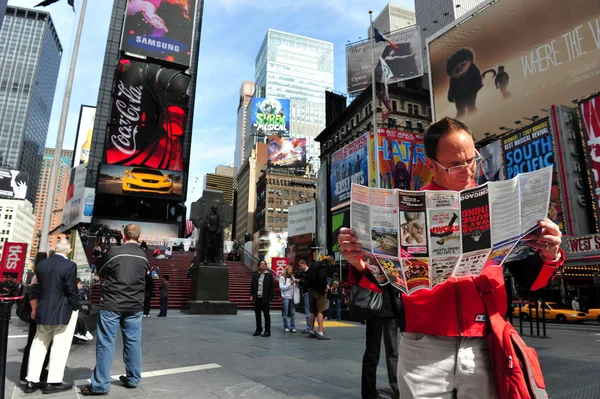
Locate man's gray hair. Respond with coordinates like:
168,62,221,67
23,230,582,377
55,239,71,254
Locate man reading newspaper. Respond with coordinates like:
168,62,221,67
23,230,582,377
338,117,564,399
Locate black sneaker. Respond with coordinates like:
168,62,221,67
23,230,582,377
317,333,331,340
42,382,72,394
252,331,261,336
22,382,42,394
261,332,271,337
119,375,136,389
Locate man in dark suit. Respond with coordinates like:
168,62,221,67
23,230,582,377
250,260,274,337
25,239,79,394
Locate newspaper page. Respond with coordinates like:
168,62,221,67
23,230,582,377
426,191,460,287
399,190,430,294
488,178,521,266
350,184,388,285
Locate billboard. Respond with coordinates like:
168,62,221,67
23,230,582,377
97,164,184,200
92,219,179,247
66,164,87,203
330,206,350,258
0,168,28,200
428,0,600,140
93,195,185,223
287,200,315,237
287,232,312,269
346,26,423,94
73,105,96,166
316,160,328,250
120,0,197,67
579,94,600,213
369,128,432,190
62,188,95,231
330,134,368,208
476,140,505,185
500,118,566,232
0,242,27,282
105,59,191,172
267,136,306,168
250,98,290,137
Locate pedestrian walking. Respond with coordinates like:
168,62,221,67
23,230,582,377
81,224,149,396
250,260,274,337
24,239,79,394
339,117,564,398
157,275,169,317
304,256,333,340
279,266,296,332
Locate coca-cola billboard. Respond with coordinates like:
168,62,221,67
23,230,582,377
105,58,191,172
0,242,27,282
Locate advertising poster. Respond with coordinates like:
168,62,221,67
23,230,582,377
97,164,184,200
271,257,289,277
376,255,406,293
346,26,423,94
369,129,432,190
428,0,600,140
477,140,505,184
398,191,428,257
402,258,430,293
0,169,28,200
73,105,96,166
431,256,459,286
331,206,350,255
362,252,388,286
62,187,95,231
265,232,287,268
316,161,328,251
287,233,312,268
460,185,491,253
106,58,191,172
579,94,600,211
267,136,306,168
370,188,399,257
287,201,315,237
501,119,565,232
0,242,27,282
120,0,197,67
330,134,368,208
92,219,179,247
250,98,290,137
454,249,491,278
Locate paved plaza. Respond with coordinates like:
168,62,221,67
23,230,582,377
4,311,600,398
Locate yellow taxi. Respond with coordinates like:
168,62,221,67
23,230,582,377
512,301,586,323
585,308,600,324
122,167,173,195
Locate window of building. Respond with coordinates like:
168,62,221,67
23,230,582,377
276,217,281,223
414,105,419,115
283,190,289,197
268,188,274,194
275,208,281,213
268,216,274,223
392,100,397,112
268,197,274,203
268,207,274,213
408,104,413,114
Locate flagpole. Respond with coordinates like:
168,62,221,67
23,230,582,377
369,10,380,188
37,0,88,260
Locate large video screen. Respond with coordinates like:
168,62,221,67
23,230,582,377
346,26,423,94
0,168,28,200
92,219,179,247
120,0,197,67
428,0,600,139
330,134,368,208
73,105,95,166
97,164,184,200
267,136,306,168
250,98,290,137
93,194,185,223
105,58,191,172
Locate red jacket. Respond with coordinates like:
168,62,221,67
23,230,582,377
349,180,564,337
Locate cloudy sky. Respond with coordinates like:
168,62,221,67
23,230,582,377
8,0,414,211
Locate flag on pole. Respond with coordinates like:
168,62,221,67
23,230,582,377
379,56,393,122
374,28,399,49
35,0,75,12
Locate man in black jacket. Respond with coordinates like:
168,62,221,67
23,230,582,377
82,224,149,396
250,260,274,337
25,239,79,394
304,256,333,340
143,271,154,317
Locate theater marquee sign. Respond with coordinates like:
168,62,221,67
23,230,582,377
563,234,600,255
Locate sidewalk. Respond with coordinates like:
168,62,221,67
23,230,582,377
4,312,600,398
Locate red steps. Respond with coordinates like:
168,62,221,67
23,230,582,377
226,261,282,311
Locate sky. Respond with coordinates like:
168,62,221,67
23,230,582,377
7,0,415,212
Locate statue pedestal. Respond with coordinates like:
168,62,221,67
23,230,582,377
182,264,237,315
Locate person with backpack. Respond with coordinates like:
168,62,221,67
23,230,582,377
338,117,564,398
304,256,334,340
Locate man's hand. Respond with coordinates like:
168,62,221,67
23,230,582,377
525,218,562,261
338,228,365,272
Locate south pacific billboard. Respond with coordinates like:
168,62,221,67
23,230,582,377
105,58,191,172
369,128,432,190
428,0,600,140
330,134,368,209
120,0,197,67
500,118,566,232
250,98,290,137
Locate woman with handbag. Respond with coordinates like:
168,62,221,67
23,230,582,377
339,117,564,399
279,266,297,332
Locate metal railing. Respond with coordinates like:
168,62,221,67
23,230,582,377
239,245,259,272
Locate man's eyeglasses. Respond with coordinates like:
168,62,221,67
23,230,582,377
431,151,483,175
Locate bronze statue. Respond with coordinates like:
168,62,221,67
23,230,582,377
204,205,222,264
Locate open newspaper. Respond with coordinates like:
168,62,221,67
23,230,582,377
350,166,553,295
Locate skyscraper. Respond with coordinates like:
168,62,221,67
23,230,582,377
234,81,255,170
415,0,486,70
30,148,72,259
370,3,416,37
251,29,334,171
0,6,62,205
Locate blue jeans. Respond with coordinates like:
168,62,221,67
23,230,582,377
281,298,296,330
91,310,143,392
303,293,310,332
328,298,342,321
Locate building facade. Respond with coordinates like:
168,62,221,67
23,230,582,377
30,148,72,259
371,3,416,36
254,172,317,234
0,6,62,204
234,81,255,170
204,165,236,204
234,144,267,243
0,198,35,268
415,0,485,70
